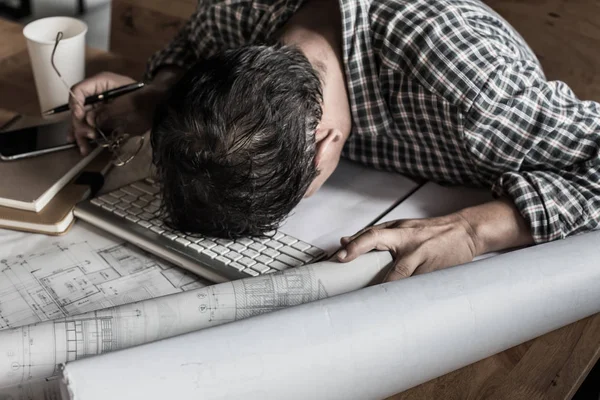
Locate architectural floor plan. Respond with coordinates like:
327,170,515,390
0,223,209,399
0,222,392,400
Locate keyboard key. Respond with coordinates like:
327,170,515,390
238,257,256,267
215,256,231,265
278,253,303,267
263,248,280,258
273,232,284,240
121,186,145,197
225,251,243,262
91,198,104,206
229,262,246,271
146,205,160,214
162,232,178,240
236,238,253,246
137,220,152,228
264,269,277,274
306,246,325,258
249,242,266,252
151,199,161,207
198,240,217,249
291,241,311,251
99,194,119,205
175,238,192,246
127,206,143,216
121,194,138,203
212,245,230,255
269,260,291,271
110,189,127,198
241,249,259,259
132,182,160,195
256,255,273,265
115,202,130,210
114,209,128,218
149,219,163,227
279,246,313,263
265,240,283,250
125,215,140,223
216,238,234,246
278,235,298,246
140,194,154,203
133,200,148,208
139,212,154,220
250,263,270,274
150,226,165,234
189,244,203,252
146,177,156,184
243,268,259,277
228,243,246,253
101,204,115,212
203,250,218,259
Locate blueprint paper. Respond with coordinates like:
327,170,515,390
59,231,600,400
0,222,209,399
0,249,392,397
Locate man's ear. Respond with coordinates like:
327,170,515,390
314,128,342,167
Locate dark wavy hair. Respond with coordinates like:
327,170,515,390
151,45,323,238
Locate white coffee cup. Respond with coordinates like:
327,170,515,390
23,17,87,115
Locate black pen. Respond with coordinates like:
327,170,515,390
42,82,145,116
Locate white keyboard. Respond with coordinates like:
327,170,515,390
74,178,326,282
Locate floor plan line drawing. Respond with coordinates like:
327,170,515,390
0,251,392,399
0,223,391,400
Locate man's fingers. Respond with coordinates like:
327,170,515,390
69,72,127,119
338,229,397,262
384,254,422,282
340,221,397,245
71,118,93,155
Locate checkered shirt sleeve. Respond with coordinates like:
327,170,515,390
464,60,600,243
145,0,304,80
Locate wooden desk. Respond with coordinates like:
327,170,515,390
0,19,144,116
1,16,598,400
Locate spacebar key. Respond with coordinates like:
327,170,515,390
277,254,304,267
279,246,313,263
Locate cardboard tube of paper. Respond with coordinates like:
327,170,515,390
59,231,600,400
23,17,87,114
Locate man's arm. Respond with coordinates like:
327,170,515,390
338,60,600,280
465,60,600,243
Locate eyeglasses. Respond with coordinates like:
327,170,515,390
51,31,144,166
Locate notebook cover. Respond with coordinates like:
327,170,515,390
0,111,102,212
0,151,112,235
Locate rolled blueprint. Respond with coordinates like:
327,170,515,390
0,251,392,392
60,231,600,400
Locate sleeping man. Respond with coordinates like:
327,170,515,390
70,0,600,281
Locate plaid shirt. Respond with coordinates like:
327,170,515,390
147,0,600,244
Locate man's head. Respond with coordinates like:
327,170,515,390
152,45,342,238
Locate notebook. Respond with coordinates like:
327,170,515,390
0,111,103,212
0,151,112,234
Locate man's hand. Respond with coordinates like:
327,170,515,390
69,68,183,155
337,214,480,281
337,198,534,281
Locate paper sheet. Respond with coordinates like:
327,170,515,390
59,231,600,400
0,250,392,398
280,159,420,252
0,222,210,399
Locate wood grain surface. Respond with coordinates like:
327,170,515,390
3,0,600,395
